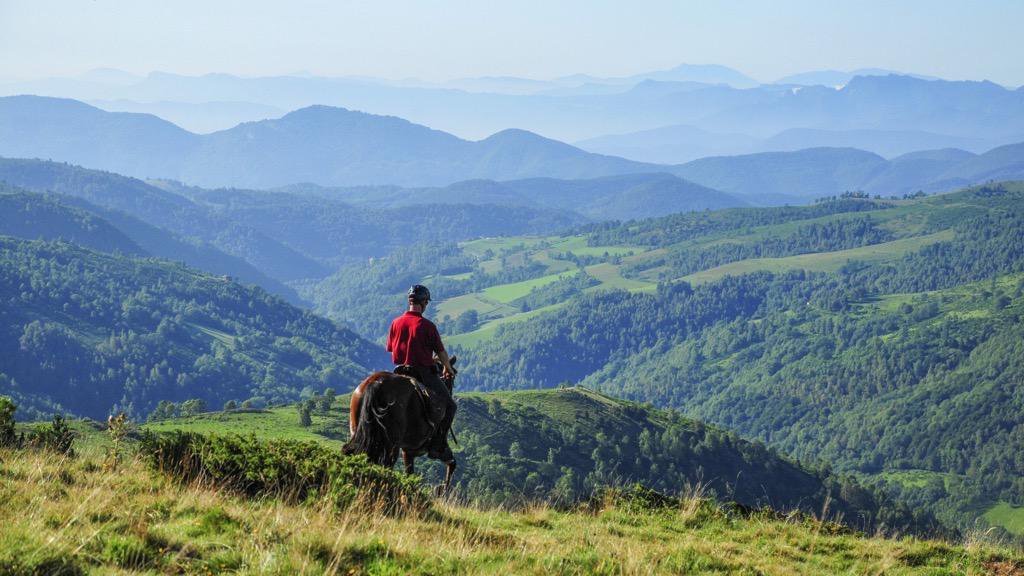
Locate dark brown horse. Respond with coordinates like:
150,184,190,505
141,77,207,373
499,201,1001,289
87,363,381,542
342,358,457,493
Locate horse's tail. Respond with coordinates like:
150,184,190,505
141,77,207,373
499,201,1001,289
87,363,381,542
349,371,389,437
342,373,394,465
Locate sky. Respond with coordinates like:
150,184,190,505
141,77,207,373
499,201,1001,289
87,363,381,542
1,0,1022,86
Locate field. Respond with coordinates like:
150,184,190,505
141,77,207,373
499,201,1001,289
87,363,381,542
146,407,341,444
985,503,1024,537
678,230,955,285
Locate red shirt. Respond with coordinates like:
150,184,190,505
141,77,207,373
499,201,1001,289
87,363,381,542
386,310,446,367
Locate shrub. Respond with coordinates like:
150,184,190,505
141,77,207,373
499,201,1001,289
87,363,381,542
28,415,75,457
139,432,428,515
593,483,680,513
0,396,20,447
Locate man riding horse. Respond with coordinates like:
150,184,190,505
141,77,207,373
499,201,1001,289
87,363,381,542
385,284,457,463
344,284,458,488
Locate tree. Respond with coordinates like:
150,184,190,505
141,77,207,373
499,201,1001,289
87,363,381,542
148,400,178,422
298,401,313,427
180,398,207,417
223,400,238,412
454,309,479,333
320,388,337,412
0,396,18,447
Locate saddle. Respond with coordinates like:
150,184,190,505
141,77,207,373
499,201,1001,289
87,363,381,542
393,365,437,424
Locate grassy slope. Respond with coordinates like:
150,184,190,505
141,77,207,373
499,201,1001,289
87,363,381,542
986,504,1024,537
6,448,1022,575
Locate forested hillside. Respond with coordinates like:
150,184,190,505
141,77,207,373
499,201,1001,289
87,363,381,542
434,183,1024,531
0,237,385,420
283,172,746,221
0,186,144,255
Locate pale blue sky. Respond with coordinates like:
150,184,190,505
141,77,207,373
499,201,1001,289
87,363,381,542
1,0,1021,85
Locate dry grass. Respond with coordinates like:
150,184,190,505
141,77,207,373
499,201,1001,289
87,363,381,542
1,447,1021,575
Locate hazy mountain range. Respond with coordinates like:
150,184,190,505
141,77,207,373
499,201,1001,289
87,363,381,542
3,66,1022,151
3,95,1024,203
577,126,1000,163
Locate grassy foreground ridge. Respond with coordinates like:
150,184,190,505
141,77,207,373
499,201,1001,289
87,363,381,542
2,444,1022,575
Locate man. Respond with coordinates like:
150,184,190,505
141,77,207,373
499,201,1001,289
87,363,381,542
386,284,457,462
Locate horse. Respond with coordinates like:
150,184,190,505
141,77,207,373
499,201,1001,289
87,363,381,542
342,357,457,494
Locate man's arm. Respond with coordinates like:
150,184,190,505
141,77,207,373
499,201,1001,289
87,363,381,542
436,348,455,379
431,323,455,378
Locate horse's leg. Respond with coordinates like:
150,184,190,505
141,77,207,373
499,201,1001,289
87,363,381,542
384,446,399,469
403,450,415,475
440,459,457,496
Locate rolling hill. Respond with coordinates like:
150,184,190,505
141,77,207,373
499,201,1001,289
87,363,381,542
0,158,592,286
290,173,746,221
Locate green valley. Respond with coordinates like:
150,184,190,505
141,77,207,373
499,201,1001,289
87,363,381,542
299,182,1024,534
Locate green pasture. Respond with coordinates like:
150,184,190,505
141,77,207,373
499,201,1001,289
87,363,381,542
584,262,655,292
145,407,341,445
435,293,518,320
679,230,954,285
447,302,566,348
548,235,640,258
460,236,547,256
983,502,1024,535
481,269,580,303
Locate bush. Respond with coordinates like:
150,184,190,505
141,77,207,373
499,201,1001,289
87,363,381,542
298,401,313,427
139,432,428,515
0,396,20,447
28,415,75,457
593,484,681,513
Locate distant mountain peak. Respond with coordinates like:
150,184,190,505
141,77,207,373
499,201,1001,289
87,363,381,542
481,128,563,145
281,103,358,118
